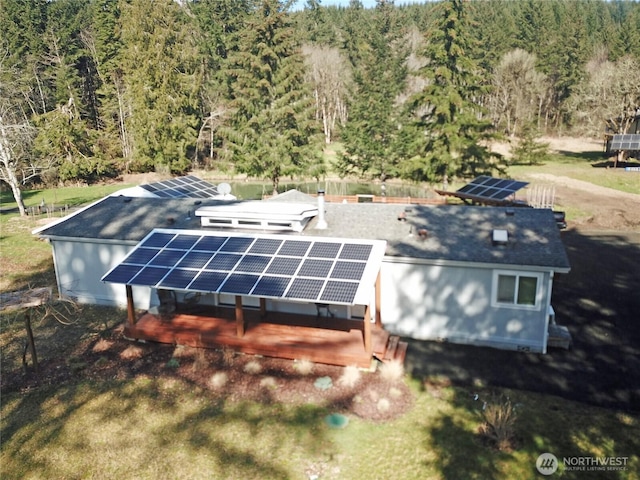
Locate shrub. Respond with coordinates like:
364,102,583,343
479,394,518,451
338,365,361,388
294,359,315,376
221,347,235,366
376,398,391,412
260,376,278,390
244,360,262,375
209,372,228,389
379,360,405,384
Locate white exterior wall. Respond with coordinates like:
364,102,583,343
50,239,153,309
379,260,553,353
48,237,553,353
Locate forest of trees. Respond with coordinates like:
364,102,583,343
1,0,639,214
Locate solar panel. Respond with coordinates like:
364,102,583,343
286,278,324,300
452,176,528,203
220,274,260,295
102,229,387,306
298,259,333,278
139,175,224,199
610,134,640,151
320,281,359,303
330,261,366,280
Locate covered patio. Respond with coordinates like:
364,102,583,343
106,229,407,368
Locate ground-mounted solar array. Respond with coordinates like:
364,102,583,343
455,176,529,202
102,229,387,305
140,175,221,198
610,134,640,151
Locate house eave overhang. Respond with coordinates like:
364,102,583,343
383,255,570,274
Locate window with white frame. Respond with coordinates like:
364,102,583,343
492,271,542,308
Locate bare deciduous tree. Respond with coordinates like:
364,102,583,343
490,49,549,137
0,55,51,216
302,44,351,144
569,53,640,138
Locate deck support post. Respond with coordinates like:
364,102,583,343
364,303,372,355
235,296,245,337
375,270,382,328
126,285,136,326
259,298,266,318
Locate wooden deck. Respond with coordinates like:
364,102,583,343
124,306,406,368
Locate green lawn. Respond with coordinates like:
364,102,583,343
0,184,132,291
507,151,640,195
1,347,638,480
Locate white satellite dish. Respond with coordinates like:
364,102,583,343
217,182,232,195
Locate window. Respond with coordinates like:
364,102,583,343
493,271,542,308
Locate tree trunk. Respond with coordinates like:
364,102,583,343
6,171,27,217
0,119,27,216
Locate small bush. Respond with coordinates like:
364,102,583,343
260,376,278,390
120,345,144,360
165,358,180,369
92,339,113,353
294,359,315,376
338,365,362,388
377,398,391,413
221,347,235,366
379,360,404,384
389,387,403,399
208,372,228,389
479,394,518,451
244,360,262,375
192,349,208,372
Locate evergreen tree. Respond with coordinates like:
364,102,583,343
84,0,128,161
403,0,504,182
225,0,322,194
510,121,550,166
337,0,408,181
0,0,49,115
189,0,251,166
119,0,201,174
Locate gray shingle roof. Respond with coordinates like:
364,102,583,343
308,203,570,271
36,195,570,271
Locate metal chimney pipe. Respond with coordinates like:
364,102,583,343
316,189,327,229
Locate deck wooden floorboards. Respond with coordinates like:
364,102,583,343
124,307,398,368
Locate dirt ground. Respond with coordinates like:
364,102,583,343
3,138,640,418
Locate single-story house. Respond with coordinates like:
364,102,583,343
34,187,570,354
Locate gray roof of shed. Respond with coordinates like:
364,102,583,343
35,194,570,271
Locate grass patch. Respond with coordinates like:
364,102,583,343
0,183,132,291
2,375,638,480
508,152,640,195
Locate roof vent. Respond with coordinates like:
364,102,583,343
316,190,327,230
505,208,515,216
492,229,509,246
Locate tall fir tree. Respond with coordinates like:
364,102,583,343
118,0,201,174
403,0,503,182
225,0,322,194
337,0,408,182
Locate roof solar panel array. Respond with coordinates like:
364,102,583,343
610,134,640,151
102,229,386,306
140,175,222,198
456,176,529,201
